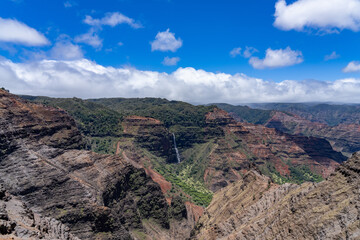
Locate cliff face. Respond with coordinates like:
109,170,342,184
265,111,360,157
216,103,360,158
192,152,360,240
198,109,346,191
121,115,176,162
0,184,81,240
0,90,188,240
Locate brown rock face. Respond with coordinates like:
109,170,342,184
0,90,177,239
192,152,360,240
265,111,360,157
200,109,346,191
122,115,177,162
0,184,80,240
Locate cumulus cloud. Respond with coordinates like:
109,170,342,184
151,29,183,52
0,17,49,46
75,29,103,48
343,61,360,72
84,12,142,29
249,47,303,69
21,36,83,61
274,0,360,33
324,51,340,61
230,47,241,57
162,56,180,66
1,57,360,103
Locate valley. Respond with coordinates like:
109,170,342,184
0,89,358,239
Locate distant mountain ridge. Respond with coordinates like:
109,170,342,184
215,103,360,157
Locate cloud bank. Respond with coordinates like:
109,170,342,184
0,17,49,46
1,57,360,103
249,47,303,69
274,0,360,33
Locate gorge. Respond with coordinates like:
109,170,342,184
0,89,359,239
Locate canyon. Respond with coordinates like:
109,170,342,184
1,89,359,239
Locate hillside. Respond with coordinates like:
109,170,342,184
0,90,193,240
192,151,360,239
216,103,360,157
252,102,360,126
21,96,346,195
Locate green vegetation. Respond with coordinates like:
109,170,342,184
20,96,123,137
151,152,213,206
90,97,216,149
215,103,273,124
86,137,119,154
289,165,323,184
90,97,214,128
0,87,9,92
259,162,323,185
181,142,215,183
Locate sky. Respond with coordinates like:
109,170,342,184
1,0,360,103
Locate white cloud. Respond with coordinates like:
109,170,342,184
343,61,360,72
151,29,183,52
274,0,360,33
243,46,258,58
324,51,340,61
249,47,303,69
0,17,49,46
230,47,241,57
50,41,83,60
75,29,103,48
84,12,142,29
1,57,360,103
20,36,83,61
162,56,180,66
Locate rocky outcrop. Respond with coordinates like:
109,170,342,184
0,90,187,239
0,184,80,240
192,152,360,240
201,109,346,191
122,115,178,163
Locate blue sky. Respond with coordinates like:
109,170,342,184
1,0,360,103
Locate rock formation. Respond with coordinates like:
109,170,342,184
0,90,190,239
200,109,346,191
192,152,360,239
265,111,360,157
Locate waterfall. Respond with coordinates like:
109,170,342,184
172,133,181,163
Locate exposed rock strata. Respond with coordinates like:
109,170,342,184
201,109,346,191
0,184,80,240
0,90,189,239
192,152,360,240
265,111,360,157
